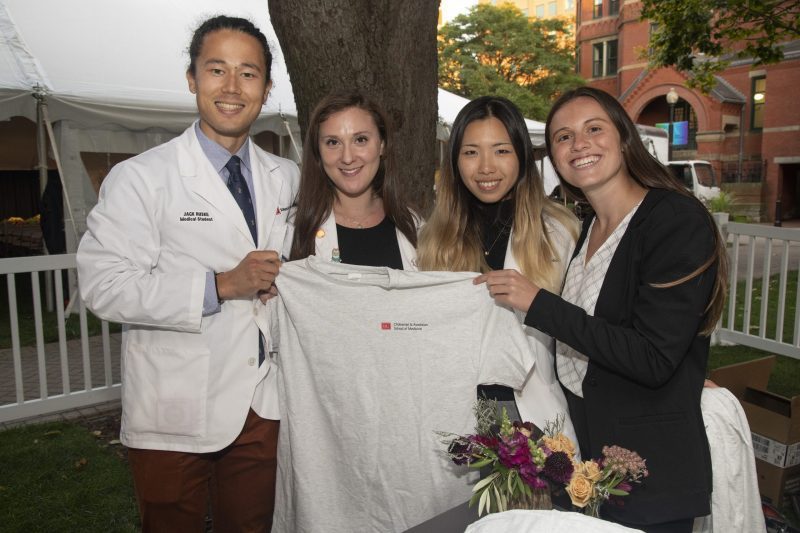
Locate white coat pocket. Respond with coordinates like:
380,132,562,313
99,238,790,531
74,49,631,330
122,342,210,438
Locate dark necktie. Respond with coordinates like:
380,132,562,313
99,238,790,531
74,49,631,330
225,155,264,365
225,155,257,243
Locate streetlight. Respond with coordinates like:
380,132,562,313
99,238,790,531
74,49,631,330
666,88,679,163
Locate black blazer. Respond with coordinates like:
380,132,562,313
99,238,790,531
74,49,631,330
525,188,716,525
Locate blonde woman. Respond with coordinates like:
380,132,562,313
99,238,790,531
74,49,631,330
418,95,579,447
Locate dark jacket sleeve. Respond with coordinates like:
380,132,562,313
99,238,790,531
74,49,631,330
524,196,717,389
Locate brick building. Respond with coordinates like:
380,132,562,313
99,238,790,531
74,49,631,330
576,0,800,221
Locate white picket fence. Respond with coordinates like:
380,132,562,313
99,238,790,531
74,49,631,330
0,254,120,424
1,222,800,424
718,222,800,359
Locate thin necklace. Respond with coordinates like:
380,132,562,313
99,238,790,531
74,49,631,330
335,210,376,229
484,216,513,256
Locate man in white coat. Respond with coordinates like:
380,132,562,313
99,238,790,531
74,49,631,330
76,15,298,531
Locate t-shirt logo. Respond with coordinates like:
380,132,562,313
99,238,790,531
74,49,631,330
381,322,392,330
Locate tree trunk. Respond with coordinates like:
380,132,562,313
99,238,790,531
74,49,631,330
268,0,439,212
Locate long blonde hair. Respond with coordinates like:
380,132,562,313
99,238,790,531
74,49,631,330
418,96,577,293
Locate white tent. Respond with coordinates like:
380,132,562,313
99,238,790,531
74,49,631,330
0,0,300,254
436,88,547,147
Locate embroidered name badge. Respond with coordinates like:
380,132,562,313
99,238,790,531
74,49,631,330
179,210,214,222
276,202,296,216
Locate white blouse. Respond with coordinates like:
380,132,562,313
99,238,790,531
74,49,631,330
556,202,641,398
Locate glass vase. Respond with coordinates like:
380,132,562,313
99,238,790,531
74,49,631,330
584,499,601,518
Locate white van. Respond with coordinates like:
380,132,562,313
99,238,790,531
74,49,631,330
667,160,721,202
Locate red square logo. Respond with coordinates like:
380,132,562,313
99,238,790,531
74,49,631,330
381,322,391,330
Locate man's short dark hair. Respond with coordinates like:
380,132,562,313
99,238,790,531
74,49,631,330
187,15,273,82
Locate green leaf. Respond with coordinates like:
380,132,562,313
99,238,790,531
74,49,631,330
608,488,630,496
473,472,500,493
469,457,494,470
469,490,482,508
479,485,490,516
493,483,505,513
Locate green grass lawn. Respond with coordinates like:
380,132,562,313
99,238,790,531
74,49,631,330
0,421,139,532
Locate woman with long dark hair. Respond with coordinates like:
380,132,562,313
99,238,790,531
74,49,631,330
476,87,728,532
289,90,418,268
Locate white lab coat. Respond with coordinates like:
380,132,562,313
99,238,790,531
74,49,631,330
77,123,299,453
313,211,420,270
505,216,579,449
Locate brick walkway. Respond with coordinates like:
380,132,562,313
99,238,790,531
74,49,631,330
0,333,122,429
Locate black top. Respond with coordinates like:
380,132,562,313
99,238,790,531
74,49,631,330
476,198,516,402
336,216,404,270
477,198,514,271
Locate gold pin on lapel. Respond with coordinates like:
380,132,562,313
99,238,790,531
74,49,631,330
316,229,326,238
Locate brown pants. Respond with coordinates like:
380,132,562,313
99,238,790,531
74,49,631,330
128,409,279,533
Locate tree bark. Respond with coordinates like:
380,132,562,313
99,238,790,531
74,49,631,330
268,0,439,212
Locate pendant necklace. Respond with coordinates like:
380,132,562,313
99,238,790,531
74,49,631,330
484,217,513,256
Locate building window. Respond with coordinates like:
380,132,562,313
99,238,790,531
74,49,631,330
565,0,574,10
609,0,619,15
549,1,557,15
593,0,603,18
536,4,545,17
592,39,617,77
606,40,617,74
751,76,766,131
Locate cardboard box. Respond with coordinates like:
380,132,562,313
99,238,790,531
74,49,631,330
710,355,800,505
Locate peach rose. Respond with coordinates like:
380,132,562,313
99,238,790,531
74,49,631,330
574,459,603,482
542,434,576,459
566,472,595,508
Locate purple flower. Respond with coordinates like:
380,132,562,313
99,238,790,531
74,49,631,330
498,432,531,468
471,434,499,449
448,438,472,466
520,462,548,489
543,451,574,484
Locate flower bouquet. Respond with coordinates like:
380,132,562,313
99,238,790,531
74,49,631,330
441,399,576,516
568,445,649,517
441,398,648,519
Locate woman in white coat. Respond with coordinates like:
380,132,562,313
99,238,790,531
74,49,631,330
289,90,419,268
418,96,580,447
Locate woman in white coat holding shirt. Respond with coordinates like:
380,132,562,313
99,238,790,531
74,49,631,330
290,90,419,268
418,96,580,446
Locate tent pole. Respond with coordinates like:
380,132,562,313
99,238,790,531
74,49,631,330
34,87,55,312
41,98,81,316
280,112,301,162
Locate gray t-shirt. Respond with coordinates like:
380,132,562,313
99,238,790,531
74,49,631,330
271,256,534,532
